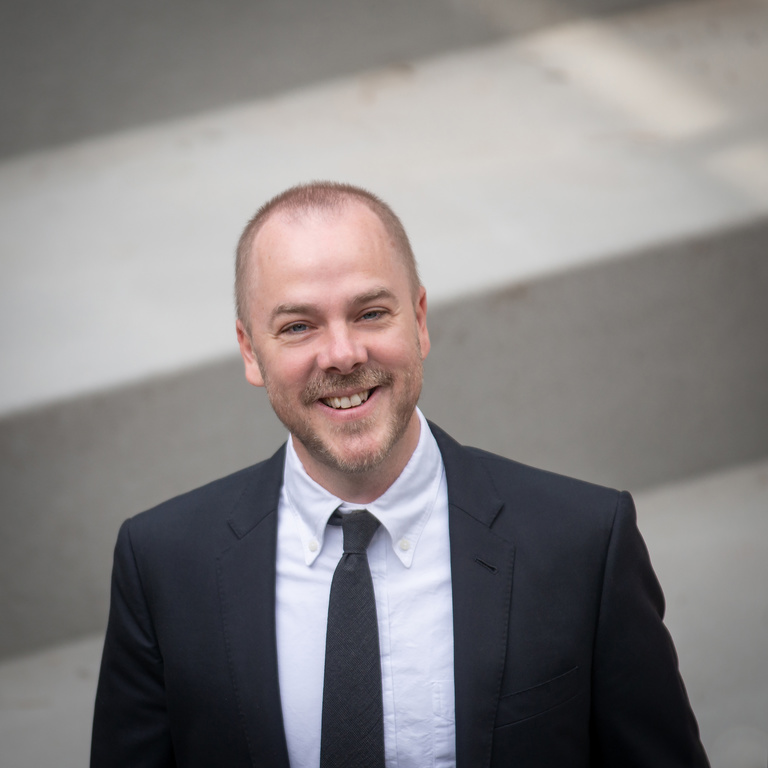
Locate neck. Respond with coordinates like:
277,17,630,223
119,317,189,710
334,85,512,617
293,412,421,505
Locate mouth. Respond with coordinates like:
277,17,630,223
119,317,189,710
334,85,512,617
321,388,372,410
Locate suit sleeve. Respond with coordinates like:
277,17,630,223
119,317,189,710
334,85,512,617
91,520,175,768
590,491,710,767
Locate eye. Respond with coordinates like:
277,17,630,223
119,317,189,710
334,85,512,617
360,309,385,321
282,322,310,334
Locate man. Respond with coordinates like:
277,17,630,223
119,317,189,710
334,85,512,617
92,182,709,767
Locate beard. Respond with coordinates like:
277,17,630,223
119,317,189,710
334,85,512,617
261,358,423,476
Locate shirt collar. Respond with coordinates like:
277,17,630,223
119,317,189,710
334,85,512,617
282,408,444,567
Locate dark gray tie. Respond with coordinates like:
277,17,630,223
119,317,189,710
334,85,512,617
320,510,385,768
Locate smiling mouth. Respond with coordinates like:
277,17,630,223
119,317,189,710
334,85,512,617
321,389,372,410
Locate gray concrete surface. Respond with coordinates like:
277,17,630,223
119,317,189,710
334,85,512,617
422,218,768,489
3,0,767,417
0,0,683,159
2,456,766,767
635,459,768,767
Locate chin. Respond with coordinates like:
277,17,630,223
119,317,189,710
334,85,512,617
312,433,394,476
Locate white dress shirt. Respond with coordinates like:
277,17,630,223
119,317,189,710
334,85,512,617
275,408,455,768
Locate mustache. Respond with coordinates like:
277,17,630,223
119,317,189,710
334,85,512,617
301,367,394,406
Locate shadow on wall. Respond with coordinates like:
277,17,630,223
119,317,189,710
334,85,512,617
0,213,766,660
421,214,768,489
0,0,685,159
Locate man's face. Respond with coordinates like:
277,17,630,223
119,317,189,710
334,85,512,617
237,202,430,482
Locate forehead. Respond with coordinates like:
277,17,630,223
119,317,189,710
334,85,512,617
249,203,407,297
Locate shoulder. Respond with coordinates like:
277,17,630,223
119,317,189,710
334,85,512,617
429,421,630,540
120,444,286,552
469,443,622,510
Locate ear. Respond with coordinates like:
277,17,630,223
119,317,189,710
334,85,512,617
236,319,265,387
415,286,430,360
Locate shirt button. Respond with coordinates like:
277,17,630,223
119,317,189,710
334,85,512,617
398,539,411,551
308,539,319,552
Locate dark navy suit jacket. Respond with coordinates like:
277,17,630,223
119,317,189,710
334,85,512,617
92,423,709,767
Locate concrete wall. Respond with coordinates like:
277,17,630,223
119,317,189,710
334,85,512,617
422,217,768,488
1,214,766,660
0,0,675,159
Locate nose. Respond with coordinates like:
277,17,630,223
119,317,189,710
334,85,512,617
316,322,368,374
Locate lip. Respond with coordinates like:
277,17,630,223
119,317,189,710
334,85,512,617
317,386,380,415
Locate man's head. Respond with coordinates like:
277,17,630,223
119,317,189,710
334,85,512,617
235,182,430,499
235,181,421,336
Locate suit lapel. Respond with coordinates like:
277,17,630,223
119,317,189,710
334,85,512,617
216,446,291,768
431,424,516,768
215,426,514,768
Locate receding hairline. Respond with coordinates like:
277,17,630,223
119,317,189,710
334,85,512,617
235,181,421,332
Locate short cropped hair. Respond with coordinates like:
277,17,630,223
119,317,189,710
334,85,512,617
235,181,421,332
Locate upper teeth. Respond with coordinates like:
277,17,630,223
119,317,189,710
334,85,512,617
324,390,370,409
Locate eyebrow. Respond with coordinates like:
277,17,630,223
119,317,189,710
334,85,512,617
270,302,316,322
269,287,397,323
352,287,398,306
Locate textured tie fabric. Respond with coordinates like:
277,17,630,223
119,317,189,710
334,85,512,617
320,510,385,768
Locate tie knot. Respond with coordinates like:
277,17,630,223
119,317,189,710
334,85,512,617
340,510,380,553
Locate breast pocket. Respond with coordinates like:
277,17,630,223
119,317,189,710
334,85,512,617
494,665,582,728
